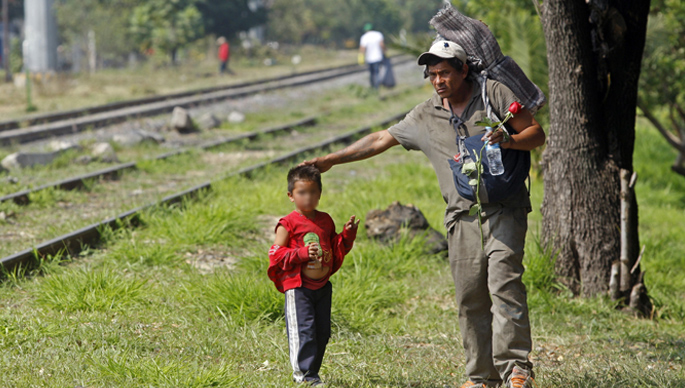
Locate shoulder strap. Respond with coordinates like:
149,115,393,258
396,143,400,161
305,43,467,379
448,102,471,161
480,74,513,141
479,74,500,122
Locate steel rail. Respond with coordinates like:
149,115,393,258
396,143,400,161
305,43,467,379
0,110,408,270
0,116,318,205
0,56,411,146
0,61,361,132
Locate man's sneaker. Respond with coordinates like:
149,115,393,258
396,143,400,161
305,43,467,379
507,366,534,388
460,381,486,388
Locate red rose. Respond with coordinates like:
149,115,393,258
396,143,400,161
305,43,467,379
508,101,523,115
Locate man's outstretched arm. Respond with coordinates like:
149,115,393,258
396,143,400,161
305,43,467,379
301,129,400,173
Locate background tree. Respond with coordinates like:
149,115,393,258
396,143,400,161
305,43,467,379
196,0,266,42
129,0,203,64
264,0,435,45
265,0,316,45
540,0,651,312
1,0,20,18
637,0,685,176
459,0,549,131
396,0,445,34
55,0,137,69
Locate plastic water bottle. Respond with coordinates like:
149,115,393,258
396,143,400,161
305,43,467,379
485,127,504,176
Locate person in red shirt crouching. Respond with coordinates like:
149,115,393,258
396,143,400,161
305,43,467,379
268,165,360,386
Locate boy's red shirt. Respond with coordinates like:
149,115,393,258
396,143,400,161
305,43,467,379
268,210,357,293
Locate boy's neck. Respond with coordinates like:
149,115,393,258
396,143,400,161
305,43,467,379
296,209,317,219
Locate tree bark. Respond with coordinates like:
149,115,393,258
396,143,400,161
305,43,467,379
540,0,650,297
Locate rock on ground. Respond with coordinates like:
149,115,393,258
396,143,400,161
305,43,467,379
197,113,222,130
1,151,59,170
170,106,196,133
228,111,245,124
90,142,119,163
365,201,448,255
49,140,81,152
112,130,165,147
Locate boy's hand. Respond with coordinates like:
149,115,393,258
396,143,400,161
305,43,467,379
307,243,321,261
344,215,361,231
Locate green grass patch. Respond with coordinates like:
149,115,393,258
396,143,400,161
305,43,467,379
34,267,148,313
0,116,683,387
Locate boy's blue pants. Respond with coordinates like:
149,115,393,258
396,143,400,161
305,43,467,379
284,281,332,383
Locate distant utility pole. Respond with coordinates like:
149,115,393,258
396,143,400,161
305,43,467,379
24,0,58,73
2,0,10,82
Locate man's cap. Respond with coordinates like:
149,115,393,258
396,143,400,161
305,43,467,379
364,23,373,32
417,40,467,66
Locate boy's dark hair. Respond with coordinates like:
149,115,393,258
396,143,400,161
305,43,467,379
422,55,470,79
287,165,322,193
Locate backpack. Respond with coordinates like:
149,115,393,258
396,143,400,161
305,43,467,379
446,78,530,203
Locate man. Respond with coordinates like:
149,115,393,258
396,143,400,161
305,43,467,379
358,23,385,89
302,40,545,388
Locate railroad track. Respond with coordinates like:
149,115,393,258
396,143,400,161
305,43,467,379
0,82,418,206
0,116,318,205
0,110,409,271
0,56,411,146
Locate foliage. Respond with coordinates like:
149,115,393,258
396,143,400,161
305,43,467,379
638,0,685,174
455,0,549,127
9,36,22,74
54,0,138,66
264,0,316,45
265,0,441,45
0,134,683,385
396,0,445,33
640,0,685,110
129,0,204,63
34,267,148,312
196,0,267,42
1,0,23,19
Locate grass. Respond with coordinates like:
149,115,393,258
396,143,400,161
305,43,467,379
0,45,362,121
0,81,424,197
0,110,683,386
0,83,425,258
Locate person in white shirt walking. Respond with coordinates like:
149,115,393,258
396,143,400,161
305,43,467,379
359,23,386,89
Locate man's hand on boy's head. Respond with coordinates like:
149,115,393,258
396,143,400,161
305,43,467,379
344,215,361,231
299,157,333,173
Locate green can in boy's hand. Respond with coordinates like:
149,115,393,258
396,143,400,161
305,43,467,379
303,232,322,257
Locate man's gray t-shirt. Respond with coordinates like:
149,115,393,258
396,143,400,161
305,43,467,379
388,78,531,230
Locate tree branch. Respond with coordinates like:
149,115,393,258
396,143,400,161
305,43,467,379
676,104,685,128
530,0,542,19
669,106,679,133
637,99,684,151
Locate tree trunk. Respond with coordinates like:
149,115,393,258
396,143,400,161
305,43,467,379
170,47,178,65
540,0,650,299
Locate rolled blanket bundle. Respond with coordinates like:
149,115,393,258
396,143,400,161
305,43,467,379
430,5,547,115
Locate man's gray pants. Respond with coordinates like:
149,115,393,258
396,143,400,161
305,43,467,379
448,206,533,385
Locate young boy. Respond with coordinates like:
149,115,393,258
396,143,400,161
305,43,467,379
268,165,360,386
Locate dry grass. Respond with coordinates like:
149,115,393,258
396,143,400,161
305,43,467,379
0,46,358,120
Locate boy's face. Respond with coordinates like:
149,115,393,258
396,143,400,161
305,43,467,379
288,179,321,213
